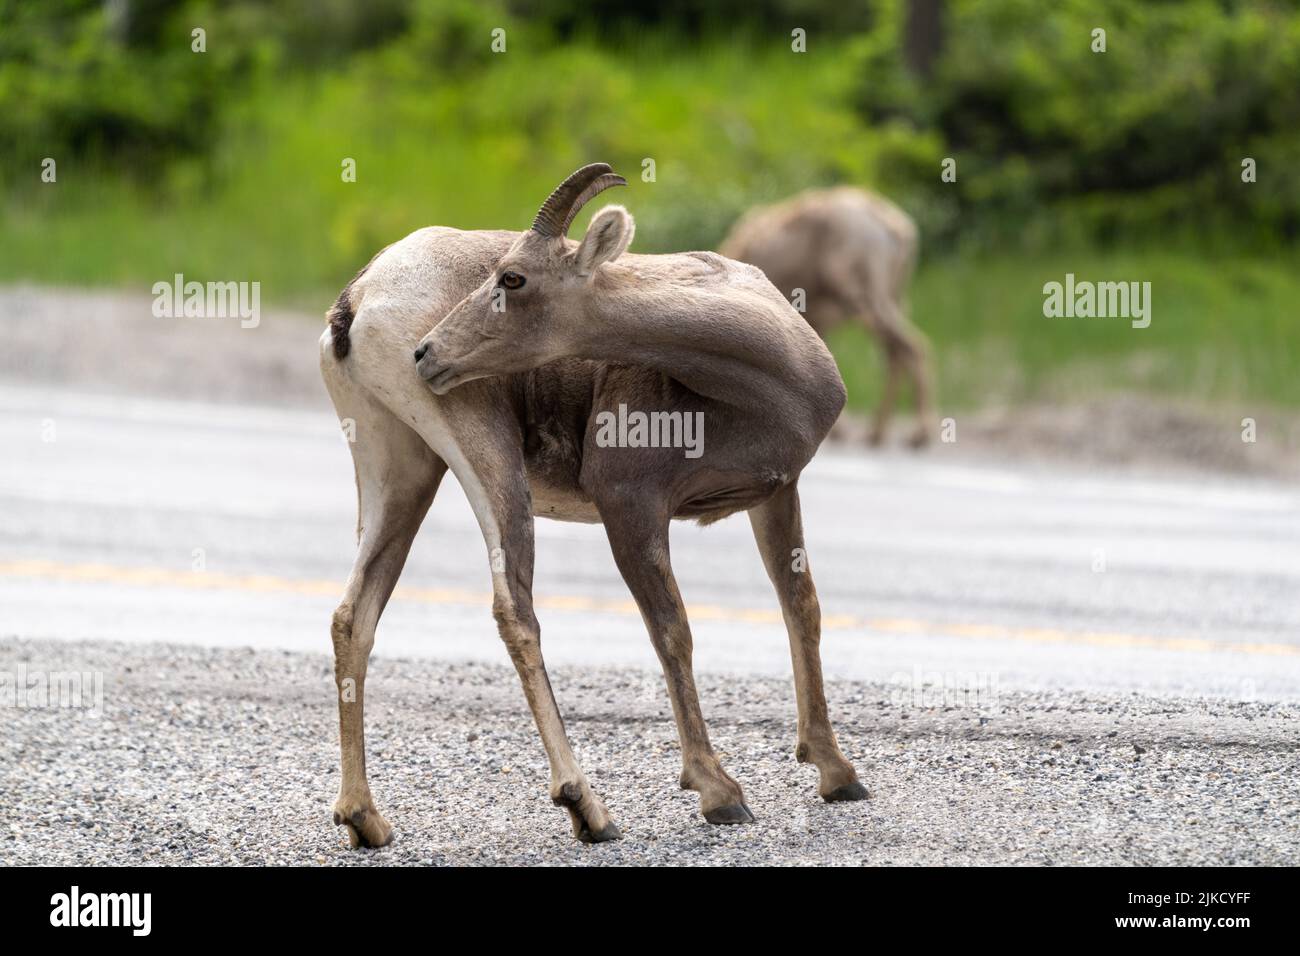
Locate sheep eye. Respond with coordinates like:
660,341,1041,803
500,271,525,290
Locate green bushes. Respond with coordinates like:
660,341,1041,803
6,0,1297,275
850,0,1300,252
1,1,883,297
1,0,1296,411
0,1,258,184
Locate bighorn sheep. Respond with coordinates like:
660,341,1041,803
320,164,866,848
720,187,937,446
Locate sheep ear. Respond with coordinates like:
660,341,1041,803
572,205,634,276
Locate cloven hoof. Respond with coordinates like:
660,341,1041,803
823,781,870,802
577,821,623,844
703,803,756,825
333,808,395,849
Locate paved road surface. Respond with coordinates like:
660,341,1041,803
2,381,1298,864
3,381,1298,699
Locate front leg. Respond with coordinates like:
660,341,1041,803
428,390,620,843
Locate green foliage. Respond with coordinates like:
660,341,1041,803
0,1,265,182
1,0,880,299
851,0,1300,251
511,0,881,39
1,0,1297,412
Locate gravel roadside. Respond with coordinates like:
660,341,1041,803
3,637,1296,866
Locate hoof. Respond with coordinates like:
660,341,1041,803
553,780,620,844
578,820,623,844
703,802,756,825
823,781,870,803
333,805,394,849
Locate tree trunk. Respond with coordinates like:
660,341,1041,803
904,0,945,79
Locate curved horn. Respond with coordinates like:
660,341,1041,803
531,163,628,238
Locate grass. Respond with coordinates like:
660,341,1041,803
831,250,1300,413
0,35,875,302
1,31,1296,416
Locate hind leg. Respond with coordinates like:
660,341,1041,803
888,222,937,447
749,481,866,801
323,361,445,848
868,311,935,448
593,489,751,825
896,326,937,448
868,347,905,446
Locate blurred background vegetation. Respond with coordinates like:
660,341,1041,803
1,0,1297,412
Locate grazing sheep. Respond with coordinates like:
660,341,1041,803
721,187,937,446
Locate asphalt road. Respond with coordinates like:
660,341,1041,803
2,380,1299,864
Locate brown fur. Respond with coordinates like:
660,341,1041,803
319,167,866,848
325,290,354,360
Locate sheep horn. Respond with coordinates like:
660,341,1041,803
531,163,628,238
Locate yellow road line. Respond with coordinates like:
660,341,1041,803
0,558,1294,658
